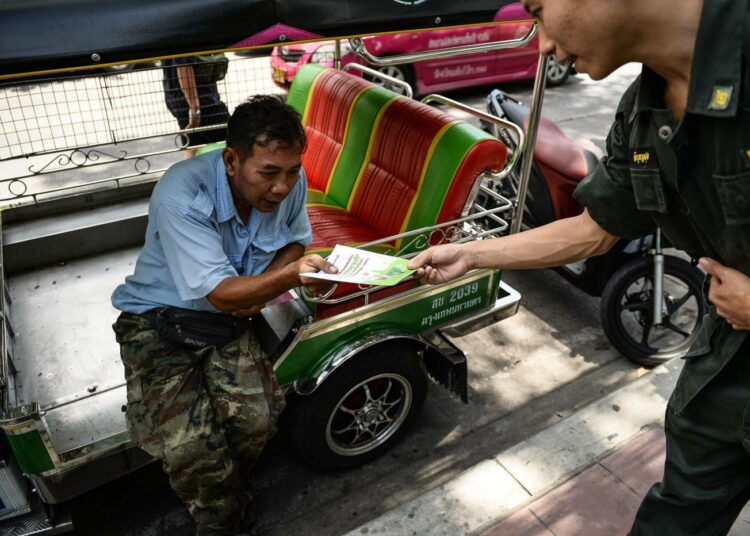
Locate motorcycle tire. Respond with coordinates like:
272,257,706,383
284,343,427,470
600,255,706,367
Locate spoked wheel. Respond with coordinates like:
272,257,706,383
601,256,706,367
326,373,412,457
285,344,427,470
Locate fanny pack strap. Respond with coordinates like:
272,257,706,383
143,306,249,349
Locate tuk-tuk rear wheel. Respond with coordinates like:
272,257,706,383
285,344,427,471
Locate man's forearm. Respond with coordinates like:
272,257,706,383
176,65,200,111
208,264,298,313
264,243,305,273
467,209,619,270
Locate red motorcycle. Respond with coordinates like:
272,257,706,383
479,89,705,367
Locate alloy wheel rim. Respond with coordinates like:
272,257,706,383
618,274,700,355
325,373,412,457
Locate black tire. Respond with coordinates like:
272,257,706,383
601,255,706,367
285,344,428,470
545,57,572,87
365,64,416,96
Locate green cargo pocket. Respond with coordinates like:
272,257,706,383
714,171,750,225
631,169,668,213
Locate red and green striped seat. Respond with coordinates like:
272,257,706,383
289,64,393,208
288,66,508,319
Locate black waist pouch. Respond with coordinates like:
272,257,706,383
143,306,250,349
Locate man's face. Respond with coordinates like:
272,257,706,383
521,0,629,80
223,139,302,213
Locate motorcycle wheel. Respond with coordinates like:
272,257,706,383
284,343,427,470
600,255,705,367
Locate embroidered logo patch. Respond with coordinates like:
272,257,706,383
631,148,658,168
708,86,733,111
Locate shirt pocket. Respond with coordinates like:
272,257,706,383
713,171,750,225
631,169,668,213
251,222,291,274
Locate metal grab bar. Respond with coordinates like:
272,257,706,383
342,63,414,98
420,94,524,181
299,198,513,305
348,23,537,67
510,53,548,234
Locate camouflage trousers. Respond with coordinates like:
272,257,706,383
113,312,285,533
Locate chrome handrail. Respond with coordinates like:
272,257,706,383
299,198,513,305
420,94,524,181
342,63,414,98
510,54,548,234
348,23,537,67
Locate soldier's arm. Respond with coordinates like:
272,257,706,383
409,209,619,285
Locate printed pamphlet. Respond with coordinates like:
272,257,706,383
302,245,415,287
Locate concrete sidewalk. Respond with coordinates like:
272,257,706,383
345,358,750,536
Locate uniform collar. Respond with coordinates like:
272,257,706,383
633,0,745,119
214,153,239,224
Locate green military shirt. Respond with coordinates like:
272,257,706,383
573,0,750,412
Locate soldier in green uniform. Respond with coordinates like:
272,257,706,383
409,0,750,533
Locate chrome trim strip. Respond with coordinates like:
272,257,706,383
440,280,521,337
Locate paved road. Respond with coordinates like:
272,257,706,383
57,64,648,535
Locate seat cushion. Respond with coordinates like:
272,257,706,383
306,204,391,254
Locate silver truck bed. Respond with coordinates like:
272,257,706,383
7,247,139,459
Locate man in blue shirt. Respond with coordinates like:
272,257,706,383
112,95,334,536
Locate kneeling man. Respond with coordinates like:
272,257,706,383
111,95,333,535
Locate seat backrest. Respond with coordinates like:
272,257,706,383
345,97,507,251
288,64,395,205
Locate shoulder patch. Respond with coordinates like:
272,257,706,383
708,86,733,111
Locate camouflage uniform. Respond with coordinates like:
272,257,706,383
113,312,285,533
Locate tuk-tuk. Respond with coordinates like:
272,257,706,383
0,1,545,532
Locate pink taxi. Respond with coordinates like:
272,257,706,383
270,3,573,95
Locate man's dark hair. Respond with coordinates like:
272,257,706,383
226,95,306,159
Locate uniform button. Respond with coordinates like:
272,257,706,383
658,125,673,140
238,227,248,237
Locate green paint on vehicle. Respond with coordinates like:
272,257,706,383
277,272,494,384
6,429,54,474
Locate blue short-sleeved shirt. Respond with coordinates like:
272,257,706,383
112,149,312,313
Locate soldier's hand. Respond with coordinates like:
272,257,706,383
699,257,750,331
296,254,338,292
407,244,472,285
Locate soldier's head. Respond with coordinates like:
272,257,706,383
519,0,637,80
519,0,706,81
223,95,306,212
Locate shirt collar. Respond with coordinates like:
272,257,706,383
634,0,745,119
214,153,238,224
